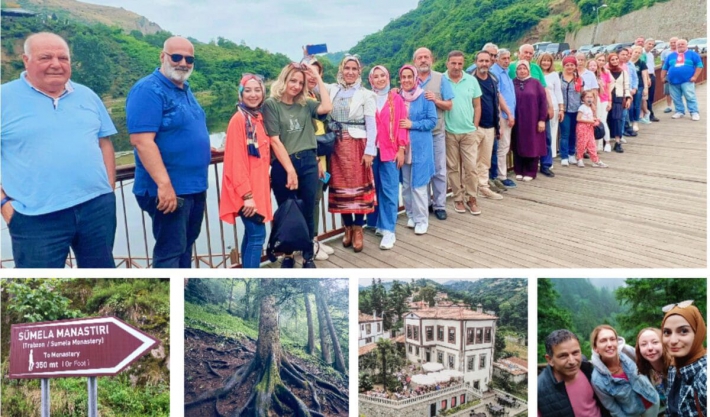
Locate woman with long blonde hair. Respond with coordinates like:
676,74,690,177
635,327,671,414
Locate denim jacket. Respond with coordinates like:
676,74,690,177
667,355,707,417
591,348,659,416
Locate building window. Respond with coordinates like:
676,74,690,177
452,397,457,407
474,380,480,390
476,328,483,344
467,356,475,371
408,344,412,353
426,326,434,341
413,326,419,341
467,328,474,345
437,326,444,341
416,346,419,355
480,354,487,370
437,351,444,364
366,323,371,334
448,327,456,343
407,325,412,339
366,337,372,343
448,354,455,369
377,323,381,333
485,327,492,343
460,394,466,404
441,399,447,410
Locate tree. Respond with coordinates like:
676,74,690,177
304,293,315,355
316,288,333,365
494,332,507,361
316,283,347,374
537,279,573,362
414,285,436,307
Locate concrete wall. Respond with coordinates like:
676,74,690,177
565,0,707,48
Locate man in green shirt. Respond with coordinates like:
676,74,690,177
444,51,483,216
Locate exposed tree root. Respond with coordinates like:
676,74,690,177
206,360,222,377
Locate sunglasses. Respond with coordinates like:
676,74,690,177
662,300,694,313
290,62,309,70
164,52,195,64
241,73,265,82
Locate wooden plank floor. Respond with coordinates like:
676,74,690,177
285,85,707,268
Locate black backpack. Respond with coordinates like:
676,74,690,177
266,197,311,262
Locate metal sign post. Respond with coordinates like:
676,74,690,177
41,378,50,417
88,376,97,417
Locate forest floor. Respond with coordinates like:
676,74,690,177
185,327,349,417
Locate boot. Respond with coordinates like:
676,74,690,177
352,226,364,253
342,226,353,247
613,142,624,153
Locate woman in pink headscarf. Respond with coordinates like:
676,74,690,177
364,65,409,250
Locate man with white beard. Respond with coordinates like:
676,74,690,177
126,36,210,268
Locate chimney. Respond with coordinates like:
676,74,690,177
477,303,482,314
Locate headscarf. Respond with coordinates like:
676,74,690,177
398,64,424,102
607,52,621,73
562,56,577,67
336,55,362,90
515,60,532,81
368,65,391,96
237,74,266,158
661,304,707,369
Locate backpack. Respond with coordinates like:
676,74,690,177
266,197,311,262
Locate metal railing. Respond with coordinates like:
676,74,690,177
359,384,478,408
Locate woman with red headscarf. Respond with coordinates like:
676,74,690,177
219,74,298,268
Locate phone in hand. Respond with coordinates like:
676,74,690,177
239,207,266,224
320,171,331,184
306,44,328,55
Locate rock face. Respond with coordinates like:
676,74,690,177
565,0,707,47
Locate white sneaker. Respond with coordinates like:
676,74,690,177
515,175,523,180
592,160,609,168
479,187,503,200
672,112,685,119
568,155,578,164
577,159,585,168
632,122,639,132
561,159,569,167
621,137,627,144
604,144,611,153
414,223,428,235
319,242,334,255
314,242,329,260
691,113,700,121
639,117,651,124
375,228,384,237
407,218,415,228
379,231,396,249
522,176,533,182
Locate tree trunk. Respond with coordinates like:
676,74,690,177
256,279,281,363
315,288,332,365
317,285,346,374
228,278,236,313
304,293,315,355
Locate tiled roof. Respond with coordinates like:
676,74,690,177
406,307,498,320
359,343,377,356
358,312,380,323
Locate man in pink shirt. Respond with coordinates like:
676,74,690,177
538,329,610,417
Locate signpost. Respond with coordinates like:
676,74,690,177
9,316,160,416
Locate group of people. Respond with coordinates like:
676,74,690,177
0,31,703,268
539,301,706,417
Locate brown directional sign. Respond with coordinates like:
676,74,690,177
9,316,159,379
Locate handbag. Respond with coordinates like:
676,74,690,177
316,131,336,156
594,123,606,140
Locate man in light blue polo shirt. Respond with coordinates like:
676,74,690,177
444,50,483,216
1,32,117,268
126,36,211,268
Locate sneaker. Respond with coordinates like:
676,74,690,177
500,179,517,188
281,257,295,268
414,223,428,235
664,107,673,113
621,137,627,144
604,144,611,153
319,242,334,255
479,187,503,200
379,231,396,249
650,116,660,122
407,218,415,228
561,159,569,167
515,175,523,180
577,159,585,168
632,123,639,132
303,259,317,268
487,179,501,193
454,201,466,213
691,113,700,121
465,198,481,215
434,209,447,220
672,112,685,119
492,178,508,191
375,228,384,237
639,117,651,125
592,160,609,168
314,242,329,261
568,155,578,164
522,176,533,182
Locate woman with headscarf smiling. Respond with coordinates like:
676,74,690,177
219,74,298,268
365,65,408,250
606,52,632,153
661,301,707,417
398,64,436,235
326,55,377,253
511,60,548,181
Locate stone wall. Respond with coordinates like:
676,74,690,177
359,400,432,417
565,0,707,48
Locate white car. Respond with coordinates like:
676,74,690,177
688,38,707,54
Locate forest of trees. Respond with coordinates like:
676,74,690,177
184,278,349,417
537,278,706,363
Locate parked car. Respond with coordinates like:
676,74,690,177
578,44,601,57
652,41,668,56
546,43,571,58
688,38,707,54
533,41,552,53
590,45,607,56
605,42,634,54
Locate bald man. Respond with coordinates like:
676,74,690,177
127,36,211,268
1,32,118,268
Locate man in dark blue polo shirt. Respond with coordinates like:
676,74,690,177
126,36,211,268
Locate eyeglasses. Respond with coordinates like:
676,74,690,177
662,300,694,313
164,52,195,64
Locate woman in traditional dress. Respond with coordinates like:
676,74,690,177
511,60,547,181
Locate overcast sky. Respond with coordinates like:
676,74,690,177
85,0,418,60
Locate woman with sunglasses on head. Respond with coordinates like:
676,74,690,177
538,52,564,159
219,74,298,268
325,55,377,252
262,62,332,268
397,64,436,235
590,324,660,417
635,327,671,415
661,301,707,417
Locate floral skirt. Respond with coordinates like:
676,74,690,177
328,132,376,214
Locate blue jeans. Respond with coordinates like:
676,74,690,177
271,149,318,260
8,192,116,268
670,82,699,114
559,112,578,159
541,120,553,169
342,214,364,227
367,156,399,233
240,214,266,268
632,85,644,121
489,139,498,179
136,191,206,268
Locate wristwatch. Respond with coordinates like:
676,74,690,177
1,196,11,207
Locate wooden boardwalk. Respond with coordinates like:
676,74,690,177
297,85,707,268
